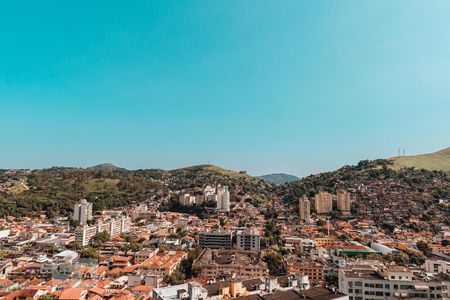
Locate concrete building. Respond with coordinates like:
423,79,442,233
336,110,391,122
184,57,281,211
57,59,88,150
337,191,352,215
236,230,260,251
193,249,267,279
217,185,230,212
299,196,311,223
423,260,450,275
138,250,187,276
152,282,208,300
285,237,315,253
339,264,450,300
75,216,131,246
314,192,333,214
134,248,159,264
73,199,93,225
199,230,233,249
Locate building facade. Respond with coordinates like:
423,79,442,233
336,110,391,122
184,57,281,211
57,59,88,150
75,216,131,246
199,231,233,249
216,185,230,212
339,264,450,300
337,191,352,215
299,196,311,223
236,230,260,251
314,192,333,214
73,199,93,225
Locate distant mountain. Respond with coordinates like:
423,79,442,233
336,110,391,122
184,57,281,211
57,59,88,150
258,173,300,184
88,163,127,172
389,147,450,172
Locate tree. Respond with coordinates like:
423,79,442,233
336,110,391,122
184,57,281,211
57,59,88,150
165,270,185,285
416,240,431,256
442,239,450,247
263,249,284,276
410,252,426,265
91,231,110,248
80,247,100,259
325,272,338,286
386,252,408,266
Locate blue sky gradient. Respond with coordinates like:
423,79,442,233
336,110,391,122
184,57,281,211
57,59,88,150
1,1,449,176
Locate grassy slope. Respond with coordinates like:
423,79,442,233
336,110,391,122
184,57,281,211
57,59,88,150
390,147,450,171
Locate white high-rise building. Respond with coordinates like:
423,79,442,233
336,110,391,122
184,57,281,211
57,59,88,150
216,185,230,212
73,199,93,225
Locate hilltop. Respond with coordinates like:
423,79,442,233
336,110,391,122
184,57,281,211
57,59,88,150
389,147,450,172
258,173,300,185
88,163,127,172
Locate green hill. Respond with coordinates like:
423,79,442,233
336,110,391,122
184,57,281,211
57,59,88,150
389,147,450,172
0,164,270,218
258,173,300,184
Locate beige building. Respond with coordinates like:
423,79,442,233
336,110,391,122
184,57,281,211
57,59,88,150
337,191,352,215
299,196,311,223
193,249,267,279
314,191,333,214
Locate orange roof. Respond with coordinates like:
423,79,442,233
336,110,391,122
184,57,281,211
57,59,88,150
58,288,86,300
131,285,153,292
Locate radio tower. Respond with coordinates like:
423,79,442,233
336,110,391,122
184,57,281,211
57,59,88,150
398,148,401,156
403,149,406,156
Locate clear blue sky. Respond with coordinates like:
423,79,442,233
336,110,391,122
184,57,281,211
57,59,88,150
1,1,449,176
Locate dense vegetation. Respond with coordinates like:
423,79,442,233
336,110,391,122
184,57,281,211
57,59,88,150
278,159,450,204
0,164,272,218
0,159,448,219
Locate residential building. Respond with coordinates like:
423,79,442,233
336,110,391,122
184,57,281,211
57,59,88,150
339,264,450,300
337,191,352,215
314,192,333,214
217,185,230,212
134,248,159,264
299,196,311,223
75,216,131,246
152,282,208,300
193,249,267,279
284,258,325,283
73,199,93,225
236,229,260,251
199,230,233,249
138,250,187,276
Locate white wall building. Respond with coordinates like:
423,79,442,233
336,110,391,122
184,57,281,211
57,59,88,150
75,216,131,246
339,264,450,300
216,185,230,212
73,199,93,225
236,230,260,251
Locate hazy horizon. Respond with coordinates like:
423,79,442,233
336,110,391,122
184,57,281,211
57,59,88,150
1,1,450,177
